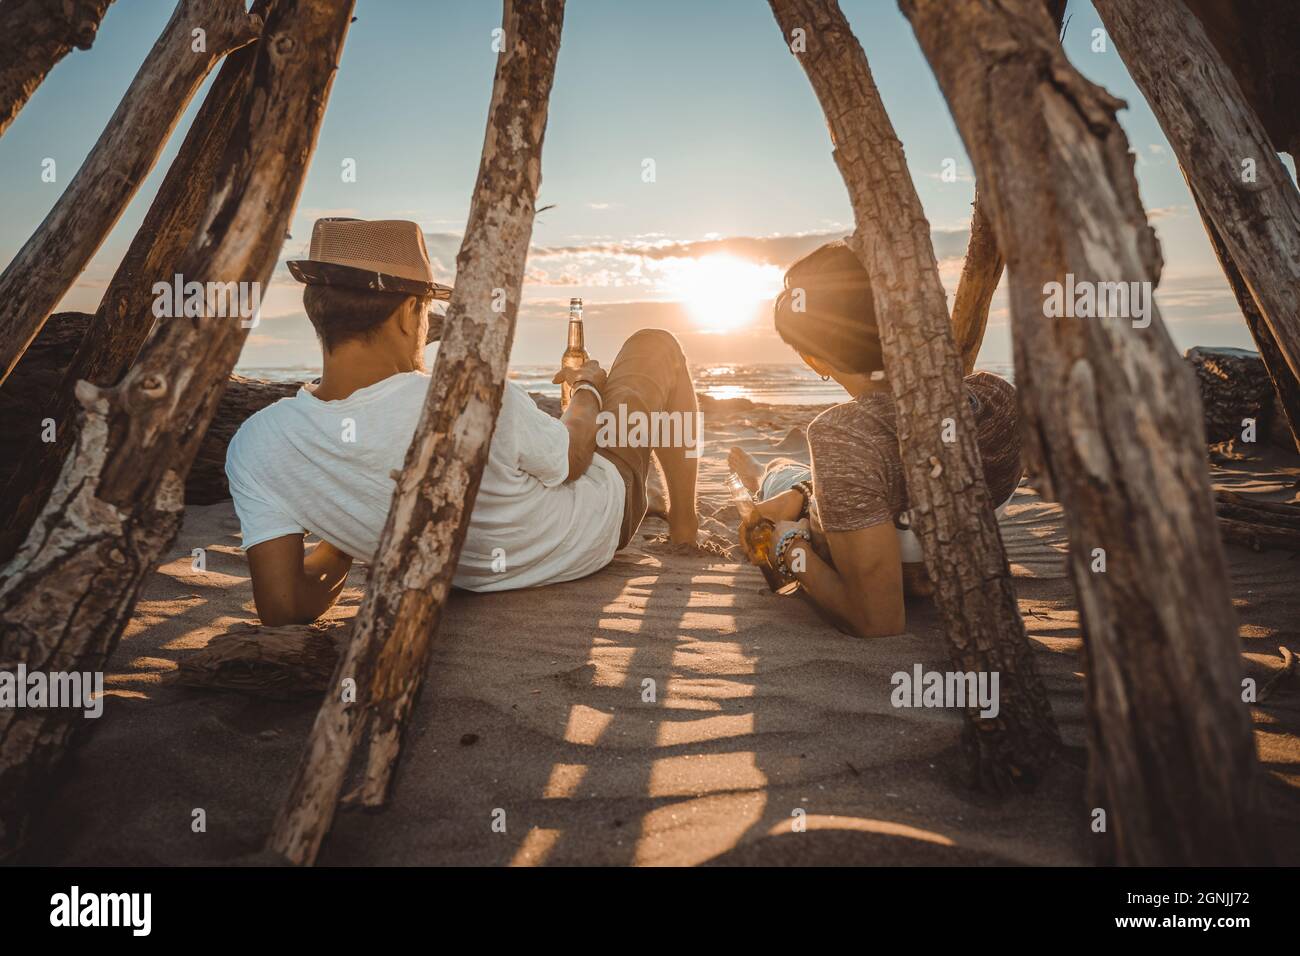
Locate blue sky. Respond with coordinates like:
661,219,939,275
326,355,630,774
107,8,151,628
1,0,1290,371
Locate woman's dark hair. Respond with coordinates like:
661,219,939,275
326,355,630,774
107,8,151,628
302,284,416,351
773,240,884,375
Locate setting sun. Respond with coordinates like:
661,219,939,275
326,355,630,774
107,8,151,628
665,254,784,332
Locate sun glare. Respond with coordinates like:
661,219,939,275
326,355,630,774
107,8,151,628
667,254,783,332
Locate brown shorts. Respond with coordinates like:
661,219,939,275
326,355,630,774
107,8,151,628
593,329,691,549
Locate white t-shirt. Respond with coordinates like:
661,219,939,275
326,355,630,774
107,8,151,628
225,373,625,592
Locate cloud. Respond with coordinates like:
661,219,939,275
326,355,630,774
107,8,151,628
1146,204,1187,222
260,225,978,300
514,227,973,287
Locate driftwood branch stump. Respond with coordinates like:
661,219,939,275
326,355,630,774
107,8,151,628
173,622,348,700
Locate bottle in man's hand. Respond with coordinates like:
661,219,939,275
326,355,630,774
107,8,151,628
560,297,588,410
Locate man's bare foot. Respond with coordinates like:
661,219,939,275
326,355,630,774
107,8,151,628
668,513,699,545
727,445,763,493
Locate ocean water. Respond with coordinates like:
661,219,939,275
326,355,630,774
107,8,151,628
238,362,1016,405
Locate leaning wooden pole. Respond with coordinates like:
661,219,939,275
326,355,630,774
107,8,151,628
0,0,276,564
0,0,114,140
1092,0,1300,384
1187,181,1300,452
0,0,354,862
768,0,1059,792
267,0,566,866
950,0,1065,374
0,0,261,387
950,197,1003,375
902,0,1271,865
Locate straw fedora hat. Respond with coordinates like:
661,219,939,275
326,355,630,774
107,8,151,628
287,218,453,300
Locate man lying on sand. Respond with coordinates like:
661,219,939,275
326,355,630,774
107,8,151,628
225,218,699,625
730,240,1023,639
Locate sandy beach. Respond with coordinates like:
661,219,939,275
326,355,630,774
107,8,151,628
20,399,1300,866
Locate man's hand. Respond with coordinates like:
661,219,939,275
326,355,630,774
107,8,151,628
554,358,607,482
551,358,607,394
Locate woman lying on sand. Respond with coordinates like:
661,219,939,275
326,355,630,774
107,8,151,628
730,240,1023,639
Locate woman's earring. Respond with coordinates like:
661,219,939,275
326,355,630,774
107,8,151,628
820,374,830,382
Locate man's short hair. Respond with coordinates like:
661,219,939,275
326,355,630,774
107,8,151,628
302,284,418,351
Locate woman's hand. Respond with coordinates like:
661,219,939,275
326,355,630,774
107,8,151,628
773,518,811,570
773,517,810,542
737,510,764,565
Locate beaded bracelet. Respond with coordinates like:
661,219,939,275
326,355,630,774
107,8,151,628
792,480,814,519
775,527,811,574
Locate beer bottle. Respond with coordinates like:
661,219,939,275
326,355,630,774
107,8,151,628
560,297,588,410
728,473,800,595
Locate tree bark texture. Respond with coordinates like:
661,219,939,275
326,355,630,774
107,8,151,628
768,0,1060,794
1093,0,1300,388
267,0,566,867
951,198,1003,375
903,0,1272,866
0,0,277,564
0,0,262,387
1186,345,1286,445
0,0,354,862
1182,0,1300,160
0,313,301,507
949,0,1065,374
1187,185,1300,452
0,0,115,139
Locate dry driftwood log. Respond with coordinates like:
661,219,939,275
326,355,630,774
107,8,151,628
1187,187,1300,453
1186,346,1282,444
950,196,1003,376
0,0,115,139
1093,0,1300,391
949,0,1066,374
768,0,1060,793
0,0,355,863
1183,0,1300,160
268,0,566,867
0,312,300,509
173,622,348,700
0,0,262,387
0,1,277,563
1214,491,1300,552
903,0,1271,866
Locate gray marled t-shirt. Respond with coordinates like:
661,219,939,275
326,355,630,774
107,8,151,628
807,372,1023,533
